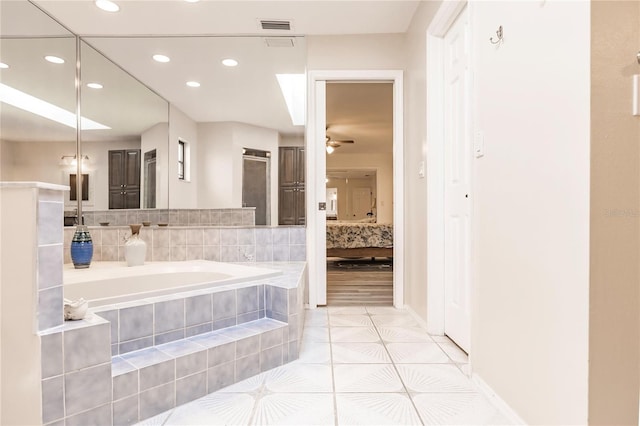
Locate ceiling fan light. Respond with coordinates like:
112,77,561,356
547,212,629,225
326,145,335,154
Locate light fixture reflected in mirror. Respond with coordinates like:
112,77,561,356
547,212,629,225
326,145,335,154
60,155,90,167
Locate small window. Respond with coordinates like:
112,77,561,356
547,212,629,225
178,140,185,180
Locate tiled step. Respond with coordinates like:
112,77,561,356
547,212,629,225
110,318,288,425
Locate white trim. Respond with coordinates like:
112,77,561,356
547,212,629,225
425,0,469,336
306,70,404,308
404,305,429,330
472,373,527,425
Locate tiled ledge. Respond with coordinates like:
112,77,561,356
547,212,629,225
73,208,256,227
111,318,288,424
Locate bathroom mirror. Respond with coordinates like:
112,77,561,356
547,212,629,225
0,1,77,190
79,41,169,210
83,36,307,217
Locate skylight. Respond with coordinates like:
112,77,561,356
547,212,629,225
0,83,110,130
276,74,305,126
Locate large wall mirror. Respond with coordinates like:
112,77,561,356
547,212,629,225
1,1,306,226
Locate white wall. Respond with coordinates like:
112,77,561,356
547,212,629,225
404,0,441,321
168,104,198,208
469,2,591,424
279,134,304,147
307,34,406,70
326,153,392,223
197,121,279,224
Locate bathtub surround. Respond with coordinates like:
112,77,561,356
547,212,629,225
0,182,68,425
73,208,256,227
39,262,306,425
64,225,306,265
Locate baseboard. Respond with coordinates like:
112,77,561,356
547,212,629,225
472,373,527,425
404,305,429,330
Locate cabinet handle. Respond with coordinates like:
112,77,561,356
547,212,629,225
123,191,127,194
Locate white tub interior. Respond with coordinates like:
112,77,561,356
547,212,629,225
64,260,281,307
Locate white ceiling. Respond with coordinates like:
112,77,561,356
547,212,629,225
2,0,414,154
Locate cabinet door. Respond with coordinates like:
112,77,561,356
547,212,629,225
296,148,305,185
124,150,141,190
279,187,297,225
109,150,125,190
296,187,306,225
124,189,140,209
279,147,298,187
109,190,124,210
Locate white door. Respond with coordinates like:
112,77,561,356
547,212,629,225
443,6,471,353
351,187,371,219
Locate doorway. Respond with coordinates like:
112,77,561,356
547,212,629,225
242,149,271,226
306,70,404,308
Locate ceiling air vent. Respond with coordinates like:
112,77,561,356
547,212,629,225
260,20,291,31
264,37,295,48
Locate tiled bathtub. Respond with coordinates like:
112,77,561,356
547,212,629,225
40,261,306,426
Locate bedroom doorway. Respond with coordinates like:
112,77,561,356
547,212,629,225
306,70,404,308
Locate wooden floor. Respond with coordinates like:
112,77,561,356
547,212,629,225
326,258,393,306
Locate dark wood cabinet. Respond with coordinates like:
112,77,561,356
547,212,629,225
109,149,141,209
278,147,305,225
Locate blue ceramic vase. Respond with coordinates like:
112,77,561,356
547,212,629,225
70,225,93,269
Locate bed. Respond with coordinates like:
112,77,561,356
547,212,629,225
326,222,394,258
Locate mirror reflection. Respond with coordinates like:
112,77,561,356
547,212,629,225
80,41,169,210
0,1,76,196
84,36,307,222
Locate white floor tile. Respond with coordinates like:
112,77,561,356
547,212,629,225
386,342,451,364
218,371,268,393
329,314,374,327
366,306,408,315
430,334,453,343
377,326,433,343
396,364,476,393
332,342,391,364
438,341,469,364
251,393,335,425
164,392,255,425
305,311,329,327
370,314,420,327
333,364,404,393
328,306,368,315
335,393,422,425
136,410,172,425
411,392,514,425
296,341,331,364
302,326,330,343
330,327,380,343
264,363,333,393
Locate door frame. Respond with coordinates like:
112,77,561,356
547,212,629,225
306,70,404,308
426,0,473,336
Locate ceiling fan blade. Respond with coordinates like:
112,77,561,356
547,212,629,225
334,140,355,144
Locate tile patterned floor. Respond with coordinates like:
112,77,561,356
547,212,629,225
138,307,513,425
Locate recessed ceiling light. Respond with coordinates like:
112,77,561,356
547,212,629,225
86,83,103,89
153,54,170,63
186,81,200,88
95,0,120,12
222,58,238,67
184,0,200,3
44,56,65,64
0,63,8,69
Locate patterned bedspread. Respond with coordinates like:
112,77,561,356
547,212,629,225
326,223,394,249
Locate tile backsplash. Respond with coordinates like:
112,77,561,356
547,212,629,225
63,225,306,264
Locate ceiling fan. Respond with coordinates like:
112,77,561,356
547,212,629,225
325,134,355,154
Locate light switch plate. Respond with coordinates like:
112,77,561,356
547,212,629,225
418,161,425,178
474,131,485,158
